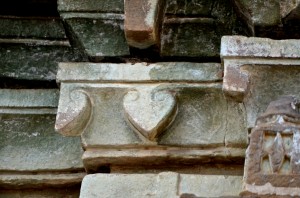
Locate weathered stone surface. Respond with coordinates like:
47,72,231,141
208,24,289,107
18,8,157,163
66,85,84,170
61,13,129,61
124,0,166,49
56,62,246,171
0,173,85,189
79,172,242,198
242,96,300,197
0,89,58,108
180,174,242,197
0,187,80,198
0,114,83,171
57,62,222,82
165,0,213,16
221,36,300,127
82,147,245,173
0,89,84,172
123,88,177,142
234,0,281,27
58,0,124,13
161,18,220,58
0,39,83,81
221,36,300,58
0,17,66,39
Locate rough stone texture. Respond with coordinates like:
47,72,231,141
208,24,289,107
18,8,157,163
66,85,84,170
221,36,300,127
0,187,80,198
165,0,213,16
82,148,245,173
242,96,300,197
57,62,222,83
0,89,84,172
161,18,220,58
0,39,83,81
221,36,300,58
58,0,124,13
0,114,83,171
180,174,242,197
79,172,242,198
0,173,85,189
161,1,245,58
56,62,246,171
61,13,129,61
0,17,66,39
0,89,58,108
124,0,166,49
233,0,300,38
234,0,281,27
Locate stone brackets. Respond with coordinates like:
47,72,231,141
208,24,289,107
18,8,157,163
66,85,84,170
55,62,247,172
221,36,300,103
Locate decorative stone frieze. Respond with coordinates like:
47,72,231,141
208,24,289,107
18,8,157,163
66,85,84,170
221,36,300,128
0,89,85,190
241,96,300,197
55,62,247,172
80,172,242,198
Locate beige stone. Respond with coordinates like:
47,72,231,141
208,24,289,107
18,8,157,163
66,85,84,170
79,172,242,198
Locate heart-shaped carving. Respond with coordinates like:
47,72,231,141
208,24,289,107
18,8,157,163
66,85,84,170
123,88,177,142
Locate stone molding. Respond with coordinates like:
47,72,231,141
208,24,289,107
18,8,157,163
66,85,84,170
221,36,300,103
55,62,247,172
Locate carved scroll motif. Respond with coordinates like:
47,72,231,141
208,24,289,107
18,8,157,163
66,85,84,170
55,89,92,136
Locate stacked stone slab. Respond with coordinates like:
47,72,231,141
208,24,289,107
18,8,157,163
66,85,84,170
0,89,85,197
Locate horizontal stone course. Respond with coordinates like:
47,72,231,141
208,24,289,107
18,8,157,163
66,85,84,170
80,172,242,198
57,62,222,82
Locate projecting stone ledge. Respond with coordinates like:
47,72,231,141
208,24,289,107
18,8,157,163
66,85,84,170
221,36,300,128
56,62,247,172
80,172,242,198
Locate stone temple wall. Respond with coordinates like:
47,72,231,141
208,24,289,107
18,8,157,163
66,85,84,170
0,0,300,197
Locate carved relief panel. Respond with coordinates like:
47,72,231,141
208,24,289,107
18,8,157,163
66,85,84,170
242,96,300,197
55,62,247,172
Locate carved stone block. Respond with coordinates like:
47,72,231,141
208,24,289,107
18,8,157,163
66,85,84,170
221,36,300,128
241,96,300,197
55,62,247,172
124,0,166,49
58,0,129,61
